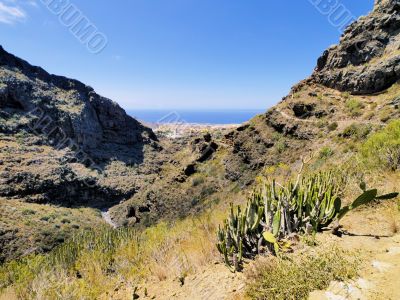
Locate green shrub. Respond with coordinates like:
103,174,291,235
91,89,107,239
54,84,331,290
21,209,36,216
345,99,364,116
379,107,392,122
317,120,328,129
276,141,287,153
192,176,205,187
327,122,338,132
342,92,351,100
361,120,400,170
319,147,334,159
272,132,283,141
40,216,50,222
246,247,359,300
364,111,375,120
341,124,372,140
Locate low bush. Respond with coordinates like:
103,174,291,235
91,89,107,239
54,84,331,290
246,246,359,300
276,141,287,153
361,120,400,170
345,99,364,116
327,122,338,132
192,176,205,187
379,107,393,122
340,123,372,140
21,209,36,216
319,146,334,159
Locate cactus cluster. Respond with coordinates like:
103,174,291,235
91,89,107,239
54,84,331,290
216,171,398,271
216,196,263,271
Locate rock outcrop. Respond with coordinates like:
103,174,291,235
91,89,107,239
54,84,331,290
0,45,157,164
0,45,165,261
0,45,161,208
312,0,400,94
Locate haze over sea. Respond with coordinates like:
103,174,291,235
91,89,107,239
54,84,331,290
127,109,265,125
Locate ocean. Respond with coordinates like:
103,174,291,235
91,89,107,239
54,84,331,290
126,109,265,125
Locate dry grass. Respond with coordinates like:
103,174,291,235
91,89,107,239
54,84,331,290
389,215,399,234
0,208,227,300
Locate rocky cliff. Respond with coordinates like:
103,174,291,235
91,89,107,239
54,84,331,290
210,0,400,192
0,45,164,208
0,46,162,261
0,46,157,163
312,0,400,94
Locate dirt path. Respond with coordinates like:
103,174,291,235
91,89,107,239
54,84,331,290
309,234,400,300
109,263,246,300
275,108,385,129
107,198,399,300
310,202,400,300
115,234,400,300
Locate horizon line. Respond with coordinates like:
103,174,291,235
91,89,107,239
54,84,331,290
123,108,268,111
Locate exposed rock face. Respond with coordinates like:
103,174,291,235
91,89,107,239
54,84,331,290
0,45,161,208
0,45,157,164
192,133,219,163
312,0,400,94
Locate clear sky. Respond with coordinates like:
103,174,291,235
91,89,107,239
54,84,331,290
0,0,373,110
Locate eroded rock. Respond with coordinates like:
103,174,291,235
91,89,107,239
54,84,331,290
312,0,400,94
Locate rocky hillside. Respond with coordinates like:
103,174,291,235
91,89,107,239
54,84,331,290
219,0,400,181
0,1,399,298
107,0,400,231
0,45,161,206
0,46,162,261
1,0,400,265
0,46,158,161
312,0,400,94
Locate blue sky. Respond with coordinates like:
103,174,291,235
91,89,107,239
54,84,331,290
0,1,373,110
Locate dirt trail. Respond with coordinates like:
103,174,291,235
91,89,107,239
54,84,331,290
113,234,400,300
136,204,399,300
310,203,400,300
310,234,400,300
109,263,245,300
275,108,385,129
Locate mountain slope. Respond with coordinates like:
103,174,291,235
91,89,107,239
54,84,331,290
1,0,400,278
106,0,400,231
0,46,162,261
0,45,158,163
0,1,399,299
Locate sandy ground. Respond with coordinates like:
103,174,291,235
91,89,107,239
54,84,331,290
108,263,245,300
310,234,400,300
310,203,400,300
